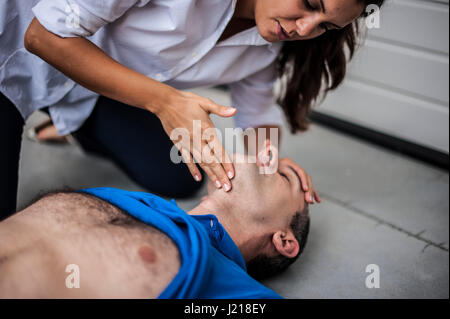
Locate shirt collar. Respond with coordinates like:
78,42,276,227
217,0,272,48
171,199,247,271
216,26,272,48
191,214,247,271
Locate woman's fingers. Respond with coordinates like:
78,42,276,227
201,141,232,191
210,162,232,191
192,97,236,189
189,138,231,192
307,176,322,204
282,158,309,192
194,118,234,190
314,190,322,203
201,165,219,188
179,147,202,182
202,99,237,118
205,130,234,180
280,157,321,204
306,175,315,204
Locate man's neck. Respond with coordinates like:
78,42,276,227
188,198,265,262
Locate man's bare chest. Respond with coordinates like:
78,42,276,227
0,193,181,298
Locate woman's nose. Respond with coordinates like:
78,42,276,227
295,17,319,37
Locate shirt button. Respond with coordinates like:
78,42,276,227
192,52,198,59
64,80,72,89
210,219,214,228
156,73,163,81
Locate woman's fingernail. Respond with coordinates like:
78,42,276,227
194,174,200,182
224,107,237,115
309,195,313,202
228,171,234,179
215,180,222,188
224,183,231,192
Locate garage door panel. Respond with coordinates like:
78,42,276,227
319,80,449,153
348,41,449,104
369,0,449,54
315,0,448,153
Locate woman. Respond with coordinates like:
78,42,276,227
0,0,383,218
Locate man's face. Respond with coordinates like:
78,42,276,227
207,153,306,227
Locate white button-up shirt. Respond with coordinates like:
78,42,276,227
0,0,284,134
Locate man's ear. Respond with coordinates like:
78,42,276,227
272,231,300,258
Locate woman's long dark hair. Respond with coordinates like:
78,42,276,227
277,0,385,133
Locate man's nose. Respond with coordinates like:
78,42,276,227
277,160,290,172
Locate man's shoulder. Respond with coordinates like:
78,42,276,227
79,188,188,216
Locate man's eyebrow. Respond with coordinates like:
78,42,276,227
319,0,345,29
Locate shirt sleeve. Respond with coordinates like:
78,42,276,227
229,63,284,130
32,0,151,38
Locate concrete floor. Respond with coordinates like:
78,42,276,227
17,87,449,299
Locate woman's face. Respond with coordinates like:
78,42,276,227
254,0,365,42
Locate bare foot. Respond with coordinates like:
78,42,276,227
28,120,69,144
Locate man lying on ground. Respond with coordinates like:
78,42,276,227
0,153,310,298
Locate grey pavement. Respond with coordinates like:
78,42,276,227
17,87,449,299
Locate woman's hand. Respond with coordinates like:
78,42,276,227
279,158,321,204
154,90,237,191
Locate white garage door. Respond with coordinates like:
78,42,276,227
318,0,449,154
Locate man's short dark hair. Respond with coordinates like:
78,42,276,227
246,206,310,280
